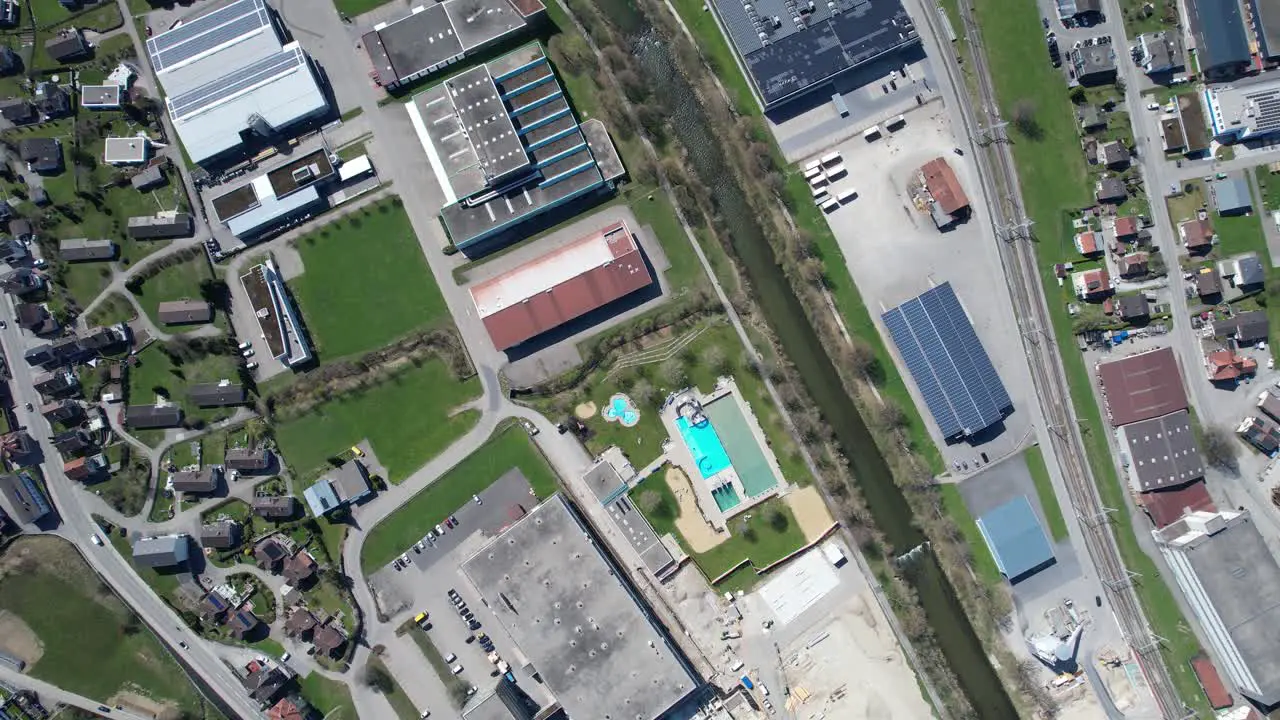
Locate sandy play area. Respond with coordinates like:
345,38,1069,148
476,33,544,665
574,401,597,419
784,486,836,542
0,610,43,666
664,468,727,553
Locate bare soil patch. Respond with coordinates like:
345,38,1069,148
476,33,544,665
665,468,728,553
784,485,836,542
574,401,598,419
0,610,42,666
109,689,178,720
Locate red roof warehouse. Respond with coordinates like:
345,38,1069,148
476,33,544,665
471,221,653,351
1096,347,1188,426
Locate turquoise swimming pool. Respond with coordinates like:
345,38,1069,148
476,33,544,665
676,415,732,479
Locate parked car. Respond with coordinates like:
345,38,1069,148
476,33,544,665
451,665,464,675
90,534,103,546
245,362,258,370
238,341,251,350
242,349,254,358
444,653,456,663
473,494,482,505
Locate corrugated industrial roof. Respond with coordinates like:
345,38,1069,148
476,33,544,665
1097,347,1188,426
977,496,1055,582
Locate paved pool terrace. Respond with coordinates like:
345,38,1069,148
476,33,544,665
661,377,787,531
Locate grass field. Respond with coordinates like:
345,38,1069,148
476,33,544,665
300,672,357,720
85,292,138,327
125,344,242,434
290,198,448,361
331,0,393,17
634,474,807,593
938,485,1002,585
130,254,218,331
1024,445,1068,542
0,536,207,713
360,424,558,572
273,359,481,481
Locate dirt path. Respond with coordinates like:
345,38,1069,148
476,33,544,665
784,486,836,542
0,611,42,666
664,468,727,553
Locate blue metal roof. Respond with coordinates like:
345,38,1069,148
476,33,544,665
882,282,1012,439
304,480,341,517
1213,175,1253,213
977,496,1055,581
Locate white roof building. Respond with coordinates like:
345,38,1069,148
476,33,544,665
104,136,150,165
145,0,328,165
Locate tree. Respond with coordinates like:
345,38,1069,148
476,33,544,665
631,379,656,408
637,489,662,514
766,508,788,532
1012,99,1042,140
846,338,878,377
878,399,907,430
361,663,393,694
1203,426,1240,474
735,518,757,542
659,358,687,387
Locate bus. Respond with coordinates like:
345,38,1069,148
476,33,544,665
803,165,823,180
813,188,829,203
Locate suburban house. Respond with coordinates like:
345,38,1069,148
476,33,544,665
131,534,190,569
1069,40,1117,85
1197,267,1223,299
1072,268,1111,300
0,268,42,296
15,303,56,335
131,164,165,191
64,455,106,481
1137,30,1185,73
1207,349,1257,382
34,82,70,119
10,218,34,243
33,369,77,397
1074,230,1102,256
267,696,313,720
252,495,295,519
1180,217,1216,252
311,623,347,658
254,537,290,572
41,400,81,424
188,381,245,407
172,467,221,494
1080,104,1106,130
1114,215,1139,242
1096,177,1127,203
18,138,62,174
303,459,372,516
284,608,318,638
1227,255,1266,289
228,448,274,473
200,592,230,621
44,28,88,64
157,300,212,325
1118,294,1150,322
80,84,121,109
1212,175,1252,215
1213,310,1270,345
200,520,241,549
59,238,117,262
127,213,193,239
1239,414,1280,454
1120,252,1148,277
1099,140,1130,168
228,609,261,640
52,429,92,457
283,550,318,586
0,98,34,125
239,661,289,708
124,404,183,429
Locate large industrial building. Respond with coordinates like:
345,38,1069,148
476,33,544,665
1096,347,1188,426
239,260,311,367
408,43,624,252
708,0,919,110
212,148,334,240
1116,409,1204,492
1186,0,1251,78
1204,75,1280,142
461,495,698,720
977,496,1055,583
363,0,545,90
470,220,653,351
882,282,1012,440
1250,0,1280,60
145,0,329,166
1154,510,1280,706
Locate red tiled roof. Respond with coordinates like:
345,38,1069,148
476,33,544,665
1207,349,1257,381
1097,348,1188,426
1075,231,1100,255
1114,215,1139,237
1140,479,1216,528
1191,656,1233,709
1180,218,1214,247
268,698,306,720
1121,252,1148,276
471,222,653,351
921,157,970,215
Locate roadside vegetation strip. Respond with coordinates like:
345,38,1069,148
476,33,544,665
0,536,210,714
969,0,1211,711
365,657,421,720
360,423,558,572
406,625,471,709
290,197,451,361
937,485,1002,585
299,672,357,720
1023,445,1069,542
273,358,481,484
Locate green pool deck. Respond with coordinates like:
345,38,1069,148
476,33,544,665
704,393,781,498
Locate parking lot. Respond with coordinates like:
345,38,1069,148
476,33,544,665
367,470,549,708
807,103,1036,470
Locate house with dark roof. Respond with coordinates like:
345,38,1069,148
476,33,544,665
189,382,245,407
200,519,241,549
34,82,69,119
131,534,190,568
127,213,192,239
0,98,34,125
1180,217,1216,253
1096,177,1127,203
1137,30,1185,73
1118,294,1150,322
0,47,20,75
1212,175,1252,215
254,537,289,571
1238,414,1280,454
240,664,288,707
1100,140,1130,168
157,299,212,325
283,607,318,637
44,28,88,64
200,591,230,621
33,369,77,396
15,303,56,335
1197,267,1224,299
1214,310,1270,345
124,404,183,429
52,429,92,457
10,218,33,243
311,623,346,657
1232,255,1266,288
79,326,124,352
172,466,220,494
228,448,273,473
252,495,295,519
131,164,165,191
59,238,117,262
228,609,260,639
0,268,42,296
18,138,62,174
1079,104,1106,130
41,399,81,424
283,550,317,586
0,472,50,525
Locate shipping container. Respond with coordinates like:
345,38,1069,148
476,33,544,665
804,166,823,180
825,163,847,180
804,159,821,171
821,197,839,212
864,125,882,140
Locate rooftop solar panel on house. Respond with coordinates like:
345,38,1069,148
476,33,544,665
882,282,1011,439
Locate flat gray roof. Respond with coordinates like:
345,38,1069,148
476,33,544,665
461,495,697,720
583,460,626,503
1117,409,1204,492
374,4,461,85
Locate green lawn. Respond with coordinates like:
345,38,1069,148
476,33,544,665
938,485,1001,585
125,344,242,433
1024,445,1068,542
634,474,807,591
299,673,357,720
0,537,207,714
331,0,394,17
130,253,219,331
85,292,138,327
274,359,481,480
290,198,448,361
361,424,558,572
366,658,420,720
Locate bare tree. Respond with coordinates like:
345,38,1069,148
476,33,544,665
636,489,662,514
1203,426,1239,474
1012,99,1042,140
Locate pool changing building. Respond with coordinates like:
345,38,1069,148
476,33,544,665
408,43,624,252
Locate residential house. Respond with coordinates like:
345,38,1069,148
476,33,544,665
156,299,212,325
228,448,273,473
15,303,56,335
228,609,261,640
199,592,230,622
1259,390,1280,423
59,238,116,262
254,537,289,572
44,29,89,64
1100,140,1130,168
1197,266,1223,299
0,97,33,124
1074,230,1102,256
1072,268,1112,300
1212,175,1252,215
1180,218,1216,253
283,550,317,586
1118,294,1150,322
311,623,347,658
1114,215,1140,243
79,84,120,110
0,268,42,296
0,472,50,525
172,467,221,494
1138,30,1185,73
63,454,106,480
52,429,92,457
127,213,193,239
1120,252,1149,277
1080,105,1106,130
0,237,25,266
188,381,245,407
79,326,123,352
131,164,165,191
252,495,295,519
268,696,313,720
17,138,62,174
41,399,80,424
34,82,69,119
1231,255,1266,288
0,431,35,463
283,608,318,638
1214,310,1270,345
240,663,288,708
10,218,33,243
1207,349,1257,382
33,369,77,397
1238,414,1280,454
200,520,241,549
1096,177,1127,203
131,534,190,569
123,404,183,429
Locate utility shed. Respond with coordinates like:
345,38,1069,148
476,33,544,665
976,496,1055,582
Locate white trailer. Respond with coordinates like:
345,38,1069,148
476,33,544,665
803,165,824,180
825,163,847,180
836,187,858,203
820,151,841,166
804,159,822,171
821,197,839,212
863,125,882,141
812,186,829,201
822,542,847,566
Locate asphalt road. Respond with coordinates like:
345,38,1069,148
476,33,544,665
0,664,151,720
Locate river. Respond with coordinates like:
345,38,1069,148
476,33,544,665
588,1,1019,715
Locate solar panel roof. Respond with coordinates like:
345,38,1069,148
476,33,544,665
147,0,271,73
977,496,1055,581
169,46,303,119
882,282,1011,439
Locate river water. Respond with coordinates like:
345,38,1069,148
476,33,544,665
589,2,1019,716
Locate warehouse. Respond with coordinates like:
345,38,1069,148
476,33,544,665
462,495,698,720
1205,76,1280,143
1096,347,1188,426
920,157,970,228
709,0,919,110
470,220,653,350
882,282,1012,440
1186,0,1251,78
363,0,545,90
976,496,1055,582
212,149,334,240
1154,510,1280,706
145,0,329,166
1116,409,1203,492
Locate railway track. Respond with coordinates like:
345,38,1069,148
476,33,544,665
917,1,1187,717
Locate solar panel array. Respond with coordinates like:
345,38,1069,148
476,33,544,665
169,46,303,119
882,282,1011,438
147,0,270,73
1248,87,1280,133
